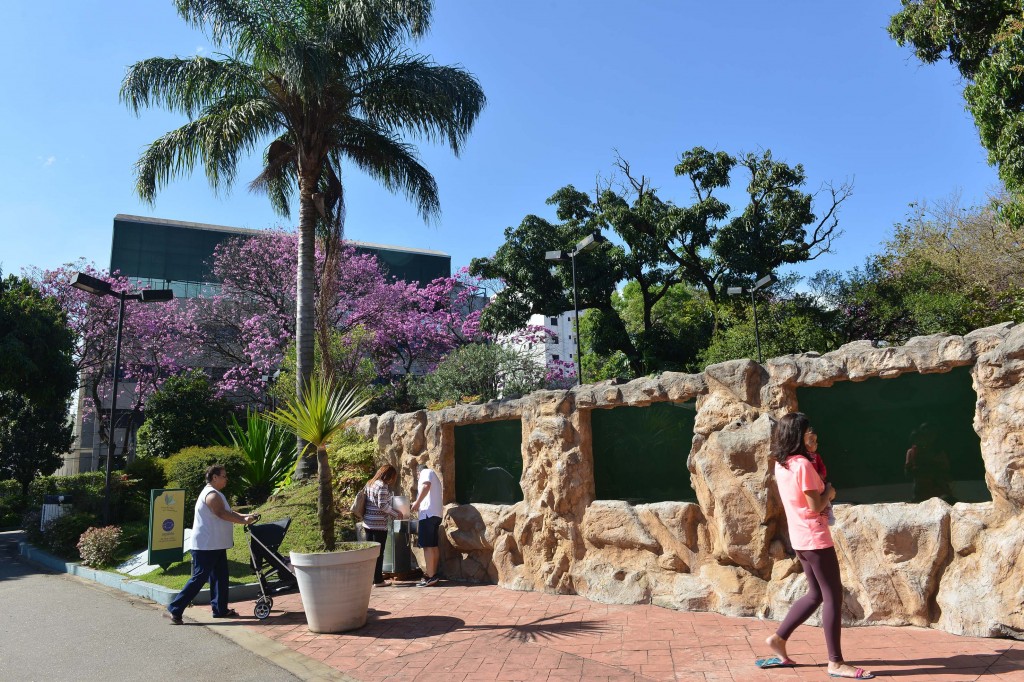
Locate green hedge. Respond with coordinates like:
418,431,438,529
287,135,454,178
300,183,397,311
27,472,126,520
0,479,24,527
327,430,379,503
23,509,99,559
121,457,168,521
163,446,246,526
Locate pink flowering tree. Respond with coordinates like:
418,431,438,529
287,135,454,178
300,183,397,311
197,230,401,403
29,262,203,463
203,232,488,411
367,269,487,408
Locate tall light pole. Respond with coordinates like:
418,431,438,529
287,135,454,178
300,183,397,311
71,272,174,523
727,274,778,364
545,231,607,386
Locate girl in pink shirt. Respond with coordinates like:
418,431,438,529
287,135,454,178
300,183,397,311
760,412,875,679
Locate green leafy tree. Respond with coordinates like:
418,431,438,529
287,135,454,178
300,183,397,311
471,149,849,376
121,0,486,476
699,283,841,367
613,281,714,374
889,1,1024,191
0,273,76,492
0,273,76,411
412,342,548,407
886,194,1024,320
136,370,232,459
810,194,1022,347
812,255,991,347
0,391,73,494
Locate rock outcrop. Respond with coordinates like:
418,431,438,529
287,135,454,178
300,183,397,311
351,323,1024,640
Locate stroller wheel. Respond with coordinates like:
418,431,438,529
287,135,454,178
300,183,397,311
254,598,272,620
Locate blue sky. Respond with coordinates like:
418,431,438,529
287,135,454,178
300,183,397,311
0,1,1000,282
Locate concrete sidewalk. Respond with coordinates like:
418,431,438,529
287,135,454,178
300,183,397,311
181,580,1024,682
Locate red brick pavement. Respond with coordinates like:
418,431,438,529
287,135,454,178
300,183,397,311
224,580,1024,682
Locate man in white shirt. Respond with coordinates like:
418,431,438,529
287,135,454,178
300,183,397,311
410,463,443,587
165,465,256,624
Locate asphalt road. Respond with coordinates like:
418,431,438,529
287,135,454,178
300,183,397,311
0,530,304,682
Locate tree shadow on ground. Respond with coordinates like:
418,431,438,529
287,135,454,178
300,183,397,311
358,610,613,643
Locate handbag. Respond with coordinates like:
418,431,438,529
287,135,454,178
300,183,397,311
350,486,368,520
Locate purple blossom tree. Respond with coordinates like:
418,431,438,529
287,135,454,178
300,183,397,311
202,231,488,410
29,262,202,463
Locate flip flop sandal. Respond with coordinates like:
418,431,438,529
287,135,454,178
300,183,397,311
829,668,875,679
755,656,796,668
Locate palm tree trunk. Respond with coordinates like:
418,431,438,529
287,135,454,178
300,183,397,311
294,180,317,479
316,445,336,551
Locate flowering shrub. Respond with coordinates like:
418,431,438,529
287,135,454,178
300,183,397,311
77,525,123,568
545,358,577,389
29,510,98,558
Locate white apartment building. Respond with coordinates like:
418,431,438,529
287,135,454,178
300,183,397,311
527,310,580,374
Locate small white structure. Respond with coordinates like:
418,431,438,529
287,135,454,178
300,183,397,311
528,311,579,372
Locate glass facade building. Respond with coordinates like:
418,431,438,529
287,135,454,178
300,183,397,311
109,214,452,297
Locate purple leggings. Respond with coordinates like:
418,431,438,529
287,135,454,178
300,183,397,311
777,546,844,662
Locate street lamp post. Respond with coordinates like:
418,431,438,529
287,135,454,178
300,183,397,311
726,274,778,364
545,232,607,386
261,368,282,411
71,272,173,523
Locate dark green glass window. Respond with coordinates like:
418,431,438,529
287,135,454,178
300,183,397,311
591,402,697,504
796,366,988,504
454,420,524,505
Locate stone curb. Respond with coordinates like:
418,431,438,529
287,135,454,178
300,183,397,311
18,541,264,605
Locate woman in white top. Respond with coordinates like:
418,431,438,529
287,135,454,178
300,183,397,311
165,465,256,624
362,464,403,587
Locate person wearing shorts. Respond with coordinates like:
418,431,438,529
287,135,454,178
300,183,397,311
411,463,443,587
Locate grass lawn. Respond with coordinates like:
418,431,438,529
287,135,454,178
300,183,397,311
127,480,359,590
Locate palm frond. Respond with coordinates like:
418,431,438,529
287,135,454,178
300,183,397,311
359,52,486,154
334,118,440,220
265,376,370,448
330,0,433,50
120,56,260,118
134,95,281,203
174,0,282,58
249,135,298,216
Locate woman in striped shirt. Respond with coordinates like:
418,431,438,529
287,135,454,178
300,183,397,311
362,464,403,587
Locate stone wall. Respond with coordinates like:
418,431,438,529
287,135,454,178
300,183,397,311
349,323,1024,639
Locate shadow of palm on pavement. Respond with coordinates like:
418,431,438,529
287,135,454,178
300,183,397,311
356,609,613,642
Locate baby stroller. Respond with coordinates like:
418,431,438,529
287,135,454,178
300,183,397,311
244,515,298,619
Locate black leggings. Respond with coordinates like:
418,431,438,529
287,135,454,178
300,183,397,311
777,546,844,662
365,528,388,584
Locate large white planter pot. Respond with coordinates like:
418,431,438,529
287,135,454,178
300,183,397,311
290,544,379,633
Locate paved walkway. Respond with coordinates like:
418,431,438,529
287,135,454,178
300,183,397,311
191,579,1024,682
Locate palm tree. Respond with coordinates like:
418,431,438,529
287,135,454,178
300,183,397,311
121,0,486,475
266,376,370,550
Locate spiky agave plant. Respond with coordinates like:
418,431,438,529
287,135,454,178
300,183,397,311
219,411,297,505
266,376,370,550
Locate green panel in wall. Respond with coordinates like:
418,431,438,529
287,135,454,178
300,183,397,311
454,420,524,505
591,402,697,504
796,366,988,504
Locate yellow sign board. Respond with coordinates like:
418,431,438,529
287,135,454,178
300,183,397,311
148,489,186,565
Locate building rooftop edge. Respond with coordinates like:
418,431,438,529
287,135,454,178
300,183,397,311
113,214,451,258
